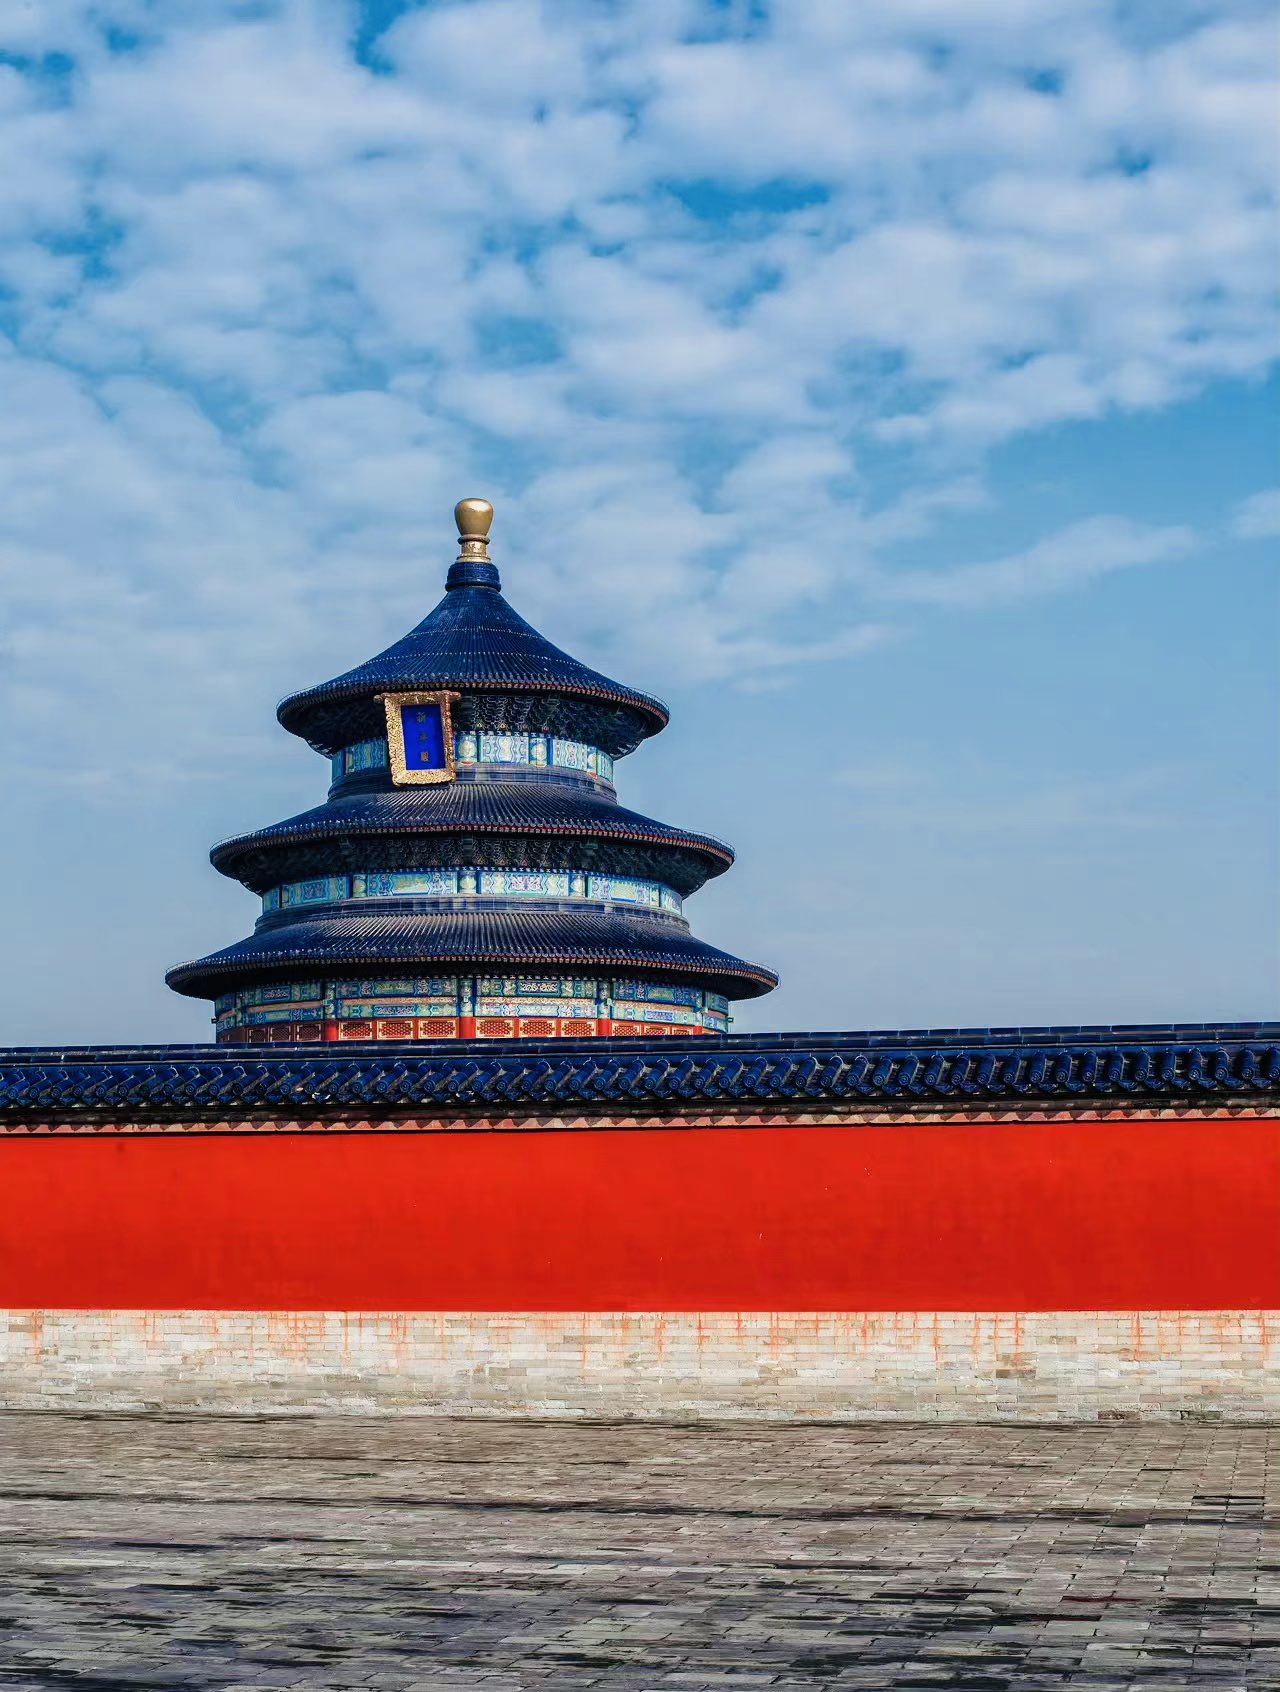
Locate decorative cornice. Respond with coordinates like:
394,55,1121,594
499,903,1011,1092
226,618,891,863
3,1100,1276,1138
2,1025,1276,1124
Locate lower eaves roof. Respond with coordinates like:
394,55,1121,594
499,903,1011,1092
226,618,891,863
166,907,780,1000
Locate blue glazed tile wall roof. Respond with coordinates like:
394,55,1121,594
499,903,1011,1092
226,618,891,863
1,1024,1276,1120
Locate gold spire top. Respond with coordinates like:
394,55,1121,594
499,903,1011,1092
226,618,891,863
455,497,493,563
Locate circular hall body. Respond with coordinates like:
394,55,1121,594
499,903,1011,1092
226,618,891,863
167,500,778,1044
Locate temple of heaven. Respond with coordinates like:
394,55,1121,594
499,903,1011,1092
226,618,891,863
167,498,778,1044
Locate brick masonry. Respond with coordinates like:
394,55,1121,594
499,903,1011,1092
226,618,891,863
2,1309,1276,1420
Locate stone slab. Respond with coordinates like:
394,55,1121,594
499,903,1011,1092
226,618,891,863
0,1414,1272,1688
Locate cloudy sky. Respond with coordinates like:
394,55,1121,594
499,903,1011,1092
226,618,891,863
1,0,1277,1044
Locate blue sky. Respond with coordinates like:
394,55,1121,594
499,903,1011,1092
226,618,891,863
0,0,1276,1043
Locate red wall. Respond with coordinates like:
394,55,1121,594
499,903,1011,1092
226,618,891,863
0,1117,1276,1311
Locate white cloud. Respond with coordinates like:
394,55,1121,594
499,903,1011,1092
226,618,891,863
0,0,1274,786
876,516,1196,608
1233,488,1280,541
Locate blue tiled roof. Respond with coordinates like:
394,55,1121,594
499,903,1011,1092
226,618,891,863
2,1025,1275,1119
166,907,779,1000
210,783,735,897
278,576,669,757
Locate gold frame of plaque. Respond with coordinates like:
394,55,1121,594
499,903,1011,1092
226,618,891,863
379,691,461,786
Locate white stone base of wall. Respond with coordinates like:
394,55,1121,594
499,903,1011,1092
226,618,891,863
1,1311,1275,1420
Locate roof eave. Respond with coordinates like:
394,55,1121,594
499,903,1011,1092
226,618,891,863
277,676,670,753
166,950,778,1001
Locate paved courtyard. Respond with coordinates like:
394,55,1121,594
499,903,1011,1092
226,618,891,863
0,1415,1273,1690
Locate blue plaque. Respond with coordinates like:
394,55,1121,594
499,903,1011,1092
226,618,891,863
381,691,458,785
400,701,446,771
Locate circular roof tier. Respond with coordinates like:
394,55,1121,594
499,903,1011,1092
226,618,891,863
167,906,778,1002
211,783,734,898
278,573,669,758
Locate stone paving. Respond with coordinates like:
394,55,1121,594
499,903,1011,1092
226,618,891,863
0,1415,1273,1690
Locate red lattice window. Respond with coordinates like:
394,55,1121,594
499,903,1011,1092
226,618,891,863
520,1018,557,1037
645,1023,672,1036
561,1019,595,1037
478,1016,516,1038
377,1019,415,1040
339,1020,375,1040
294,1023,322,1042
267,1023,294,1044
417,1018,457,1038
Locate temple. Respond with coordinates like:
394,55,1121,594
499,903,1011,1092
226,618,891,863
167,499,778,1044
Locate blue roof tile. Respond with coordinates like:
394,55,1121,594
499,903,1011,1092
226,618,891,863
278,576,668,757
167,907,778,1000
1,1024,1275,1118
210,782,734,897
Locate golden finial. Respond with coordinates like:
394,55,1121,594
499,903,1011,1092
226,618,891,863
455,497,493,563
